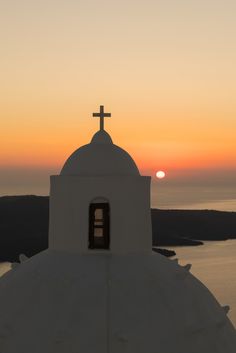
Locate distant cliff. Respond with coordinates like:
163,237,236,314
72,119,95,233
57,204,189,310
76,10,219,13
152,208,236,245
0,195,235,261
0,196,48,261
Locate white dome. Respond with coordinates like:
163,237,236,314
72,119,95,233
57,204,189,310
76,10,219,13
60,130,140,176
0,251,236,353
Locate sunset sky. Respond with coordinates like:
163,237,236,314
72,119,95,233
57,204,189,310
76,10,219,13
1,0,236,209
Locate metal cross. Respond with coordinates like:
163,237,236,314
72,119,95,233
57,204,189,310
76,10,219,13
93,105,111,131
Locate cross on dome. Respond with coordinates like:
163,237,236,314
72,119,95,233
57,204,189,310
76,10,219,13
92,105,111,131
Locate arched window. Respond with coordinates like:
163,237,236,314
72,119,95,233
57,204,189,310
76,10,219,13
89,201,110,249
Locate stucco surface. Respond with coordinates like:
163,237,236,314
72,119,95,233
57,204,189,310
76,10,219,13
49,175,152,253
0,250,235,353
60,130,140,176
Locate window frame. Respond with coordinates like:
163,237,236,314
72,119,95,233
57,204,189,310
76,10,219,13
88,203,110,250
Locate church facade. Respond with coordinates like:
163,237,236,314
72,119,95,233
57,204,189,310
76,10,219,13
0,106,235,353
50,106,152,254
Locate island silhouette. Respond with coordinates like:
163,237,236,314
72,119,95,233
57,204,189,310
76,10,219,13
0,195,235,261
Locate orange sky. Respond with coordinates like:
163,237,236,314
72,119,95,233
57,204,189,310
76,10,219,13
0,0,236,201
1,102,235,172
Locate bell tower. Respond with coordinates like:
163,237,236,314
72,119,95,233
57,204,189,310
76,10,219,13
49,106,152,254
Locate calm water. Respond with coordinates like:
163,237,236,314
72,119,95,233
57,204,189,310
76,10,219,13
0,241,235,327
151,184,236,212
168,240,236,327
157,199,236,212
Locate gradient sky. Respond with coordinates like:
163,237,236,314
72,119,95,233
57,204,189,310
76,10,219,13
1,0,236,208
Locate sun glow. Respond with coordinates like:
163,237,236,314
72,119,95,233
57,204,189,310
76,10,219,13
156,171,166,179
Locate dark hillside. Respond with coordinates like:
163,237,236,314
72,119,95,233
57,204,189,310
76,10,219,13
152,209,236,246
0,196,48,261
0,196,236,261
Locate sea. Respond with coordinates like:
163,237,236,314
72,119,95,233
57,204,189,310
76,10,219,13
151,184,236,212
167,240,236,327
0,240,235,327
154,199,236,212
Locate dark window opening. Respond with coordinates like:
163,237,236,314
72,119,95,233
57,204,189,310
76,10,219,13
89,203,110,249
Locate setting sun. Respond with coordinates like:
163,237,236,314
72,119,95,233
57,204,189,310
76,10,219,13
156,171,166,179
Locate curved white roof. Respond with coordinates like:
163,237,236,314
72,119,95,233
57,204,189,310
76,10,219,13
0,250,235,353
60,130,140,176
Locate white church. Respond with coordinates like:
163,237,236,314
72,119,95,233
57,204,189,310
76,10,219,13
0,106,235,353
